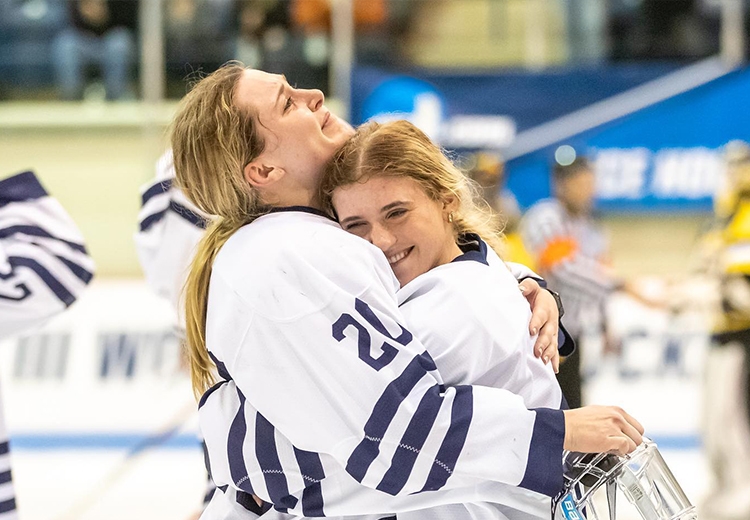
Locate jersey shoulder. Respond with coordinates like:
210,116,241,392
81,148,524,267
213,211,397,318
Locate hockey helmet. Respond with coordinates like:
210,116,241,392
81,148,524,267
552,438,696,520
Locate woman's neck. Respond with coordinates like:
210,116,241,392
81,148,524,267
261,187,323,211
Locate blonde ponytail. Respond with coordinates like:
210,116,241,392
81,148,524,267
184,218,243,397
171,62,268,399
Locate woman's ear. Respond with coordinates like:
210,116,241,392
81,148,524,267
442,194,459,213
243,160,285,188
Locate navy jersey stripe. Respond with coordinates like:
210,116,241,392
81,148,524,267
169,201,208,229
0,471,11,486
0,498,16,514
0,171,47,208
354,298,413,346
0,225,87,254
376,384,444,495
203,486,216,505
346,354,431,483
452,233,489,266
519,408,565,497
141,179,172,206
416,350,437,372
202,440,213,482
6,256,75,306
420,385,473,492
227,390,255,495
255,413,297,512
139,201,208,233
0,442,9,456
198,379,229,409
55,255,94,284
207,352,232,382
299,482,324,517
139,209,167,233
294,448,325,516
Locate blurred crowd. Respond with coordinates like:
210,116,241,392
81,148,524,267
0,0,414,100
0,0,744,101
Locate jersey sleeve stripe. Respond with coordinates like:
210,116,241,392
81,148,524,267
0,471,10,486
375,384,444,495
0,171,47,208
170,201,209,229
54,255,94,284
0,225,87,254
345,354,433,483
138,209,167,233
140,179,173,206
518,408,565,497
198,380,229,409
0,498,16,514
419,385,473,492
255,413,297,512
0,443,8,456
138,201,208,233
294,448,326,516
227,389,256,496
299,482,324,516
7,256,75,306
208,352,232,382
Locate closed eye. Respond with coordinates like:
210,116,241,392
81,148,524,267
344,221,365,231
386,208,407,219
283,97,294,113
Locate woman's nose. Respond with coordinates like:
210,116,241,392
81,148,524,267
370,225,396,251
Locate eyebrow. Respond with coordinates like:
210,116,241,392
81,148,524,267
339,215,363,226
381,201,409,212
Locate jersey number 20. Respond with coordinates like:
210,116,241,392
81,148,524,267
332,298,413,371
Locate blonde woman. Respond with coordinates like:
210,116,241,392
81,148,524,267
320,119,597,518
171,64,643,519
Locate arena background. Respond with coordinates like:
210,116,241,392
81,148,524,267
1,0,747,518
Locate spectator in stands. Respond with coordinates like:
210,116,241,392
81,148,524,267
0,0,68,96
288,0,403,91
165,0,234,95
232,0,291,72
520,154,621,409
51,0,138,100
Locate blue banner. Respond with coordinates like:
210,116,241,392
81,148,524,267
506,67,750,212
353,64,750,213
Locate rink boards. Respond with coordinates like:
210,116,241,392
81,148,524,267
0,279,711,519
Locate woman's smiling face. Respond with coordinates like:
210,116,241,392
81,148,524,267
332,175,461,286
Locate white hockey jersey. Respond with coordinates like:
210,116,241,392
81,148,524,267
0,171,95,339
198,208,565,519
393,236,565,520
398,235,563,409
134,150,209,318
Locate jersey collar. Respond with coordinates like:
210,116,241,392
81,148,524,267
451,233,490,266
268,206,335,221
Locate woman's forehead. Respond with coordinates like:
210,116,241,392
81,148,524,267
235,69,287,111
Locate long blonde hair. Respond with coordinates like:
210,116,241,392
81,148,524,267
171,62,269,398
321,120,505,256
